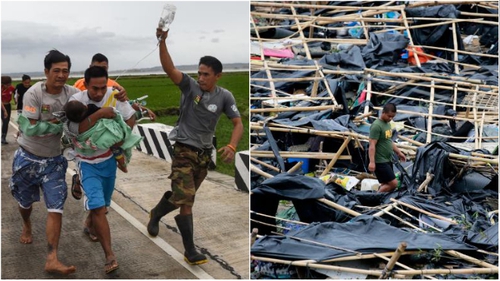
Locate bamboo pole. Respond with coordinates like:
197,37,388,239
392,205,443,232
287,161,303,174
453,83,458,111
320,136,352,177
373,202,398,217
271,232,362,255
400,7,420,67
390,198,457,225
251,219,290,230
250,211,310,226
251,157,280,172
479,111,486,147
379,242,407,279
250,105,342,113
380,208,427,232
445,250,499,269
417,172,434,193
250,164,274,178
363,74,372,117
416,44,499,58
317,198,362,217
473,88,479,149
251,151,352,160
314,60,338,105
452,22,459,74
426,80,435,143
322,250,421,263
373,253,437,280
251,255,405,278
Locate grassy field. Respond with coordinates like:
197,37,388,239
64,72,249,176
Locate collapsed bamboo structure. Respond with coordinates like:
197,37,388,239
250,0,498,279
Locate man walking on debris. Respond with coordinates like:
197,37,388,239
368,103,406,192
147,27,243,265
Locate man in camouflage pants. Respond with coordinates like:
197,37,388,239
147,28,243,265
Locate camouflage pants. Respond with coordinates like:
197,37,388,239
169,143,211,206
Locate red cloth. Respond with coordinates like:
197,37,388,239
1,85,14,104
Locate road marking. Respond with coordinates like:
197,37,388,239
9,118,214,279
110,202,214,279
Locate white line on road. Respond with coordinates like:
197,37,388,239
9,118,214,279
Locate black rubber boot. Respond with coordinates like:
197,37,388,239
175,214,208,265
147,191,178,236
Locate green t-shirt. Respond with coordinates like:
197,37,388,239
369,119,393,163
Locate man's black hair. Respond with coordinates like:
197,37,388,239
199,56,223,75
44,49,71,71
382,103,397,113
1,76,12,85
22,74,31,81
84,65,109,84
91,53,109,64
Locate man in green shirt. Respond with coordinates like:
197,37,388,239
368,103,406,192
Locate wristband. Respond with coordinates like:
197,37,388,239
226,144,236,152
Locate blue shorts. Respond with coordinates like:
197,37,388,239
10,147,68,213
79,157,117,211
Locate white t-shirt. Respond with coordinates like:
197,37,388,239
68,87,135,163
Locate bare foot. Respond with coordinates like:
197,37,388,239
45,259,76,275
105,256,119,274
20,222,33,244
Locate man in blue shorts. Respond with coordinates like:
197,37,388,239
368,103,406,192
9,50,80,275
66,65,136,274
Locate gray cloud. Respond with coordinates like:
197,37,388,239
213,29,225,33
211,38,220,43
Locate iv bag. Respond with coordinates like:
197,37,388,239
158,4,177,32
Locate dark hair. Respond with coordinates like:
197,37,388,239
22,74,31,81
44,49,71,71
91,53,109,64
1,76,12,85
382,103,397,113
84,65,109,84
64,100,87,123
199,56,223,75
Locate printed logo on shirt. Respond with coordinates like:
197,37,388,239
231,104,238,112
194,95,202,105
24,105,37,113
385,129,392,139
207,104,217,112
41,104,50,113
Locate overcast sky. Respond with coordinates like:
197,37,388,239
1,1,249,75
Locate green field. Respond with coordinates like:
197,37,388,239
63,72,249,176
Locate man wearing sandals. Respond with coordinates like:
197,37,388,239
66,66,137,274
147,28,243,265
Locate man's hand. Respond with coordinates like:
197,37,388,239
97,107,116,119
112,86,128,102
47,118,60,124
145,108,156,121
156,28,168,42
397,152,406,162
218,146,235,164
368,162,376,173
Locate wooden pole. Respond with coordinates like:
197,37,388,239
445,250,499,269
320,136,352,177
426,80,435,143
364,74,373,117
452,22,459,74
390,198,457,224
379,242,408,279
251,157,280,172
250,164,274,178
417,172,434,193
317,198,362,217
473,88,479,149
374,252,437,280
287,161,304,174
250,151,352,160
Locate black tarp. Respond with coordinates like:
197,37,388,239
252,215,477,261
252,173,326,200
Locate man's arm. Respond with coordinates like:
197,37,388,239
392,142,406,162
217,117,243,163
368,139,377,172
157,28,183,85
77,107,116,134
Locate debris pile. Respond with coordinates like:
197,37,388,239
250,1,498,279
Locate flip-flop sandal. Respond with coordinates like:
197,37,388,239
105,259,119,274
71,174,83,200
83,227,99,242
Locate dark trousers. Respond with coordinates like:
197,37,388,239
2,103,11,140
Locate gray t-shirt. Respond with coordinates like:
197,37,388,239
174,73,240,149
18,81,80,157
